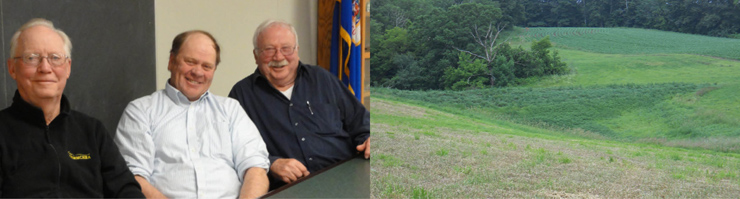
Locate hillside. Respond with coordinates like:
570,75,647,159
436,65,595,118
373,81,740,153
370,27,740,197
452,27,740,151
371,97,740,198
511,27,740,60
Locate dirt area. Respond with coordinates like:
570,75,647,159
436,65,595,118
371,99,430,119
370,98,740,198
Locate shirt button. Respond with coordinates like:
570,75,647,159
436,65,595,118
301,137,305,141
309,158,313,161
294,122,298,126
290,103,293,106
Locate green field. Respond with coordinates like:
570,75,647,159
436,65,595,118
374,27,740,152
534,50,740,87
512,27,740,59
371,27,740,197
371,97,740,198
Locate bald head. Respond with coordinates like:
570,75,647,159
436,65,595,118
170,30,221,66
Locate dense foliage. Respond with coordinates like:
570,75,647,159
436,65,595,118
371,0,740,90
444,37,567,90
524,0,740,38
371,0,567,90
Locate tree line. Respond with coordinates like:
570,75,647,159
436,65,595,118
370,0,740,90
525,0,740,38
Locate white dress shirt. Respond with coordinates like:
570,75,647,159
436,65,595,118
115,83,270,199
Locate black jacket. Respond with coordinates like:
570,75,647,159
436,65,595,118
0,91,143,198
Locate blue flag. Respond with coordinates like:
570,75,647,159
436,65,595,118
330,0,363,101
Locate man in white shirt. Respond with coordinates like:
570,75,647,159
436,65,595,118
114,30,270,198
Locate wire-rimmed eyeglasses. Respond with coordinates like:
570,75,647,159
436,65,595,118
257,46,296,57
12,53,69,67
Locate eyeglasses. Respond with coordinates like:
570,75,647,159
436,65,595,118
13,53,68,67
258,46,296,57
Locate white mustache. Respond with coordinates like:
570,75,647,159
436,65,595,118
268,60,289,67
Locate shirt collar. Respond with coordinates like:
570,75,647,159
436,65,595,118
9,89,71,126
164,79,210,105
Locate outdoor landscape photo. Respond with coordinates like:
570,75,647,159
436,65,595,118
368,0,740,198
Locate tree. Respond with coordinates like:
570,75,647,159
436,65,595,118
385,53,427,90
518,0,739,37
552,0,581,26
444,52,488,90
443,36,565,90
496,0,527,26
530,36,567,76
408,2,507,90
450,21,509,86
370,0,435,87
371,27,408,86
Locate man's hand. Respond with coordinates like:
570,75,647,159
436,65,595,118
356,138,370,159
270,158,310,183
134,176,168,199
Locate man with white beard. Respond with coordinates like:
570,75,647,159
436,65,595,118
229,19,370,190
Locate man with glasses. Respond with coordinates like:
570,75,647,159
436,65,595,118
114,30,270,198
0,18,144,197
229,20,370,190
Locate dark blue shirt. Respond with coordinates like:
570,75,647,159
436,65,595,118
229,62,370,189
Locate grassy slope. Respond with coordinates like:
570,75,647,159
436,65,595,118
373,82,740,152
370,27,740,197
524,28,740,151
513,27,740,59
534,49,740,142
371,28,740,198
371,97,740,198
487,27,740,150
532,50,740,87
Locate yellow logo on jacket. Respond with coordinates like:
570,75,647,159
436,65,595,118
68,151,91,160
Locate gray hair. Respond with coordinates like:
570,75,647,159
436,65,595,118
252,19,299,54
9,18,73,59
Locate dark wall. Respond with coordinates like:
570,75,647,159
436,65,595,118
0,0,156,133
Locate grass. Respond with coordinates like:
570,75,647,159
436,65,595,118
510,27,740,60
376,153,404,167
528,50,740,87
410,187,431,199
373,83,740,152
434,148,449,156
372,27,740,153
370,98,740,198
371,27,740,197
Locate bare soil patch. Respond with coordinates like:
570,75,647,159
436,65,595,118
371,98,740,198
